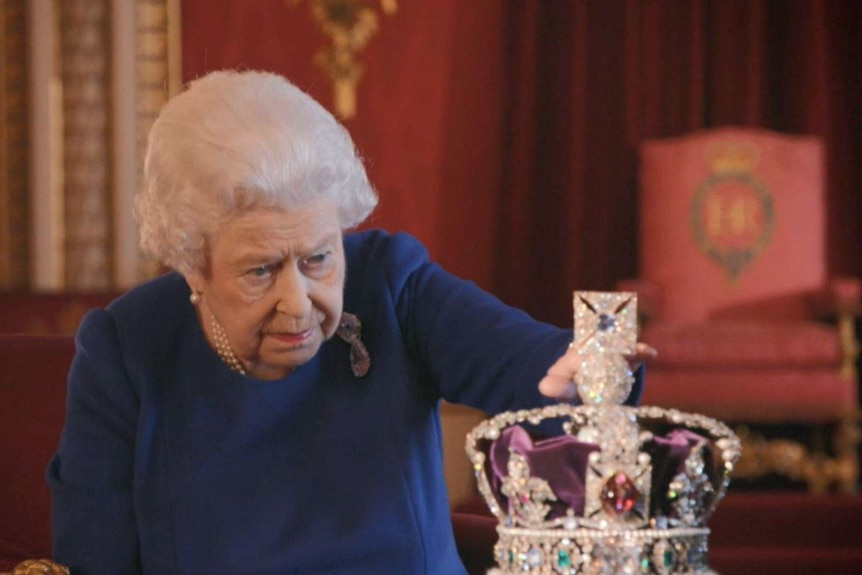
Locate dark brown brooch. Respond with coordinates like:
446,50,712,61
336,312,371,377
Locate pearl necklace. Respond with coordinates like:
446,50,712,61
210,313,247,376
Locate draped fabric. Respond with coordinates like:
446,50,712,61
181,0,862,325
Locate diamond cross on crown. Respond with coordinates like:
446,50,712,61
573,291,638,406
573,291,638,355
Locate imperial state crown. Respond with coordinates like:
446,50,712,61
465,292,741,575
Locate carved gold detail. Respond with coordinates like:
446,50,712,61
289,0,397,119
4,559,70,575
705,141,760,175
732,420,860,494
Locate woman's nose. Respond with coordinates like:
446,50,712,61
274,267,312,318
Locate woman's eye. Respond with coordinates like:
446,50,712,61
303,252,329,266
248,265,272,278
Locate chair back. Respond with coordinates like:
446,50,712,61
0,292,117,334
0,334,74,560
639,127,826,322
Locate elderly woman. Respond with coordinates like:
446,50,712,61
48,70,650,575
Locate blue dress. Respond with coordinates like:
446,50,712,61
48,230,640,575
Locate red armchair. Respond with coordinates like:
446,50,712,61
624,127,860,492
0,292,119,335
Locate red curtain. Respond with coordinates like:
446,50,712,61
181,0,862,325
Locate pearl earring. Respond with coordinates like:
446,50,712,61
189,292,201,305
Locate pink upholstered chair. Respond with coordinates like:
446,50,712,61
622,127,860,493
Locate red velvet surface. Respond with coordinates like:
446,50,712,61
0,292,117,335
710,548,862,575
709,493,862,549
643,321,841,368
709,493,862,574
0,335,74,561
450,512,498,575
641,369,856,423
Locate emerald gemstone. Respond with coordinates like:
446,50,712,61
557,550,572,568
664,548,675,567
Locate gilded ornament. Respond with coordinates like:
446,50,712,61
289,0,397,119
10,559,70,575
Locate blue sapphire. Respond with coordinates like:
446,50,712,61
598,313,616,331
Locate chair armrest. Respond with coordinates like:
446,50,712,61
615,278,662,324
811,277,862,379
811,277,862,319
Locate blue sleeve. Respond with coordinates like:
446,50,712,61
47,309,142,575
389,234,643,414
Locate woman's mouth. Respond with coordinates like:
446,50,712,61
267,329,314,347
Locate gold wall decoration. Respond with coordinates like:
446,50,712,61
289,0,397,119
0,0,30,290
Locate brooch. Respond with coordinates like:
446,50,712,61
336,312,371,377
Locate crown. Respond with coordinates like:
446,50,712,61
465,292,741,575
705,141,760,175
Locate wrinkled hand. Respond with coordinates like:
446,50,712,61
537,342,657,401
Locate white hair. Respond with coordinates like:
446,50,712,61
136,70,378,274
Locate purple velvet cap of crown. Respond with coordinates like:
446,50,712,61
490,426,599,517
488,425,713,520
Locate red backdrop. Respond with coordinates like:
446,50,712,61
181,0,862,325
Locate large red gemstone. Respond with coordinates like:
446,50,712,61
601,472,639,515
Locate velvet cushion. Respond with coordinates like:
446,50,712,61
641,369,856,423
642,321,841,368
639,128,826,323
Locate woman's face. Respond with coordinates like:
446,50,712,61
187,199,345,380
